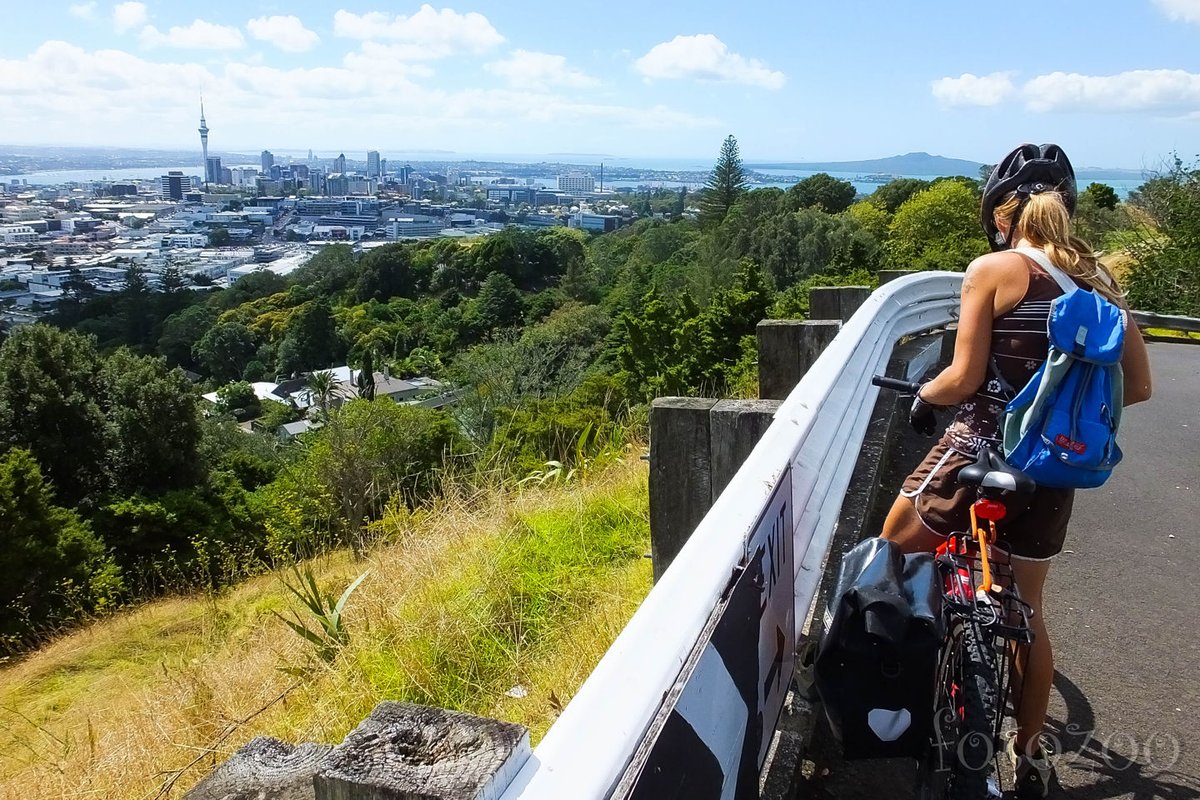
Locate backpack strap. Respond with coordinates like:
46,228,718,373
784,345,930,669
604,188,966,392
1012,246,1079,295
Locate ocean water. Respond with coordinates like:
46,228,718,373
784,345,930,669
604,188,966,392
1,166,203,185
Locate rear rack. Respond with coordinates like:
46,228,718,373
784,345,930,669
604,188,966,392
937,531,1035,643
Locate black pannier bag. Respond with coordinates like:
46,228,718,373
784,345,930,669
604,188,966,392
814,537,944,759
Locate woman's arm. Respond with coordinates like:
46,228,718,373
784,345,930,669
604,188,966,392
1120,317,1152,405
917,259,1002,406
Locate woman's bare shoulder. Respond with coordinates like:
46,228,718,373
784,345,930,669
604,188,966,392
964,250,1029,284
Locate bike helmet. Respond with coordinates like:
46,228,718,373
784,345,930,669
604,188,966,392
980,143,1077,250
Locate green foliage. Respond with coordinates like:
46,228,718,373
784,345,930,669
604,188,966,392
0,449,121,653
277,300,344,375
194,321,259,384
100,349,203,496
869,178,932,213
0,325,109,507
788,173,857,213
1125,157,1200,315
216,380,262,420
701,134,748,226
886,180,989,271
1082,182,1119,210
208,226,232,247
274,567,368,665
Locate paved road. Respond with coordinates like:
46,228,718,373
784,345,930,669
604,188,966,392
795,342,1200,799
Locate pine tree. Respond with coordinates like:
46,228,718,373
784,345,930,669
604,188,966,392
700,135,747,226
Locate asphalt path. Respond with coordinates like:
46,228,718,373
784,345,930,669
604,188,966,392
794,342,1200,800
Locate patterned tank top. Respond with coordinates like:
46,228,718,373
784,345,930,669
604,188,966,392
944,254,1079,454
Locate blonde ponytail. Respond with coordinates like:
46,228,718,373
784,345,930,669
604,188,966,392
993,191,1124,303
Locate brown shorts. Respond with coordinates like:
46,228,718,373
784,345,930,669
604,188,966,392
900,438,1075,560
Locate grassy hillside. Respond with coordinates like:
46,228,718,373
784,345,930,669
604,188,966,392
0,455,650,800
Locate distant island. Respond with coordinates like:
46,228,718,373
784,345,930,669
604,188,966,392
746,152,985,177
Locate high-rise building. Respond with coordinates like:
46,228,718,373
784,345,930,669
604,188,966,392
261,150,274,174
398,164,412,185
205,156,222,185
160,171,186,200
334,153,347,175
557,172,596,193
367,150,381,178
198,98,210,188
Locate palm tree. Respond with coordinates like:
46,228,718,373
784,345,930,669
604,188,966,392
307,370,340,420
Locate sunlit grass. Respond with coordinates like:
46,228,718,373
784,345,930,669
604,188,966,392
0,454,650,800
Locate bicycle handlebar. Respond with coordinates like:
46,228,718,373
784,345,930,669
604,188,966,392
871,375,922,394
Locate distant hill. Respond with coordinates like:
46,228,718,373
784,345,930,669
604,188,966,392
746,152,985,177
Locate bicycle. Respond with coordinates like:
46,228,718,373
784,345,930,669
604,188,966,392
871,375,1038,800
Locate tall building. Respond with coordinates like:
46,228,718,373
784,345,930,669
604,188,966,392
334,153,347,174
160,171,186,200
557,172,596,193
205,156,222,185
367,150,381,178
261,150,274,174
398,164,412,185
198,98,210,188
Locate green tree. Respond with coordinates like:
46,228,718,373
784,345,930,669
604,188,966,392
1082,182,1119,210
1125,157,1200,315
869,178,933,214
356,348,376,401
0,325,109,507
159,304,218,368
0,449,121,651
101,349,203,496
215,381,262,420
208,226,232,247
307,369,341,420
886,180,989,271
309,400,462,556
674,186,688,218
465,271,523,336
700,135,748,226
788,173,857,213
193,321,259,383
277,300,343,375
355,244,422,302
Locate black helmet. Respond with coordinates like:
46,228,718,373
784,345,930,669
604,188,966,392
980,143,1076,250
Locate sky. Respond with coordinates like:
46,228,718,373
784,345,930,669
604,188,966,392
1,1,1199,167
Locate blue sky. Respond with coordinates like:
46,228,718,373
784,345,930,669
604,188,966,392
1,1,1198,167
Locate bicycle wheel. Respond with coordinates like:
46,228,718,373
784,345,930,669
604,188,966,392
918,621,1000,800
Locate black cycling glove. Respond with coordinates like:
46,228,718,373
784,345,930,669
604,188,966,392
909,390,939,436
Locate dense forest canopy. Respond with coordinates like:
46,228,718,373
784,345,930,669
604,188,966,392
2,139,1195,653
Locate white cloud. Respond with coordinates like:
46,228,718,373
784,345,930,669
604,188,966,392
0,41,715,150
930,72,1015,107
141,20,245,50
246,15,321,53
69,2,97,20
485,50,598,89
112,2,147,33
332,6,503,58
634,34,784,89
1153,0,1200,24
1023,69,1200,112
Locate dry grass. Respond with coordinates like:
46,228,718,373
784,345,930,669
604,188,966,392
0,454,650,800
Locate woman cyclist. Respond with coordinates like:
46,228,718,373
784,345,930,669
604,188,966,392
881,143,1153,798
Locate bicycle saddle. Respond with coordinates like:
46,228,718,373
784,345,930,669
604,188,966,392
958,446,1036,493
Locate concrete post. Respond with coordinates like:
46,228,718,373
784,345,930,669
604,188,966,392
649,397,719,582
808,286,871,322
756,320,841,401
709,399,781,503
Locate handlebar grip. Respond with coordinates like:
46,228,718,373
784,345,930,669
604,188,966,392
872,375,922,393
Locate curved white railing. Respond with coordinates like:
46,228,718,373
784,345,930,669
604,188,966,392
499,272,965,800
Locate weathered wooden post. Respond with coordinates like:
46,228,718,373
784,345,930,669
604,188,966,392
877,269,916,285
756,320,840,401
184,703,529,800
808,285,871,322
648,397,719,582
708,399,781,502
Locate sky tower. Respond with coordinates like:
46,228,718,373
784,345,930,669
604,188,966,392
198,97,210,189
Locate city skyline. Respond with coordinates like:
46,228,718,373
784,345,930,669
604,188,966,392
1,2,1199,167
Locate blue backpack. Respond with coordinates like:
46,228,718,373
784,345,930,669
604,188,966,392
1000,247,1126,489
